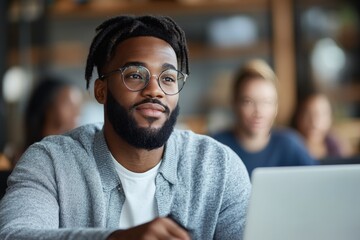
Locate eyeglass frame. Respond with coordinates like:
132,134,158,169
99,65,188,96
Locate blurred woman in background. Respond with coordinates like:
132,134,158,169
0,101,11,170
292,92,351,160
24,76,83,149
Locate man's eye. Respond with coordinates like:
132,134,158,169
127,73,143,80
165,76,176,82
161,75,177,84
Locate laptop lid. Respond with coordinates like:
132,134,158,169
244,165,360,240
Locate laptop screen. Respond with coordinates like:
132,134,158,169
244,165,360,240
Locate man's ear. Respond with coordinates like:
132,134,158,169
94,79,107,104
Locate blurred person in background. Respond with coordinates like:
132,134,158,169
212,59,315,177
0,101,11,171
291,91,352,161
0,154,10,171
23,76,83,150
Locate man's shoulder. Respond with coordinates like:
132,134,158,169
39,123,103,152
169,129,240,164
65,122,103,139
170,128,227,149
169,129,250,200
18,123,104,172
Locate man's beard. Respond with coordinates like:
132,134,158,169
106,90,179,151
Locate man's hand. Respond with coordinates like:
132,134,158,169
107,217,191,240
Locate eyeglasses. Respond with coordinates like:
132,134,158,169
99,65,188,95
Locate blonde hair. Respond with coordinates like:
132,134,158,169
233,59,278,101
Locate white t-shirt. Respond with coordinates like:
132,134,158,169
112,157,160,229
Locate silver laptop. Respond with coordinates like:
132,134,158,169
244,165,360,240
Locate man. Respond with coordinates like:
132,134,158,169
213,59,315,177
0,15,251,240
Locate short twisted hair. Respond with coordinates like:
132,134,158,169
85,15,190,89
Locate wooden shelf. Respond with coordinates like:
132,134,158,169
8,47,46,66
296,0,344,8
49,0,269,19
327,83,360,102
189,41,270,60
8,40,269,67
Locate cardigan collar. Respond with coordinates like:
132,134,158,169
93,128,179,191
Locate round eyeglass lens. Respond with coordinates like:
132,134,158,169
159,69,186,95
121,66,150,91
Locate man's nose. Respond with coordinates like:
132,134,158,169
141,75,165,98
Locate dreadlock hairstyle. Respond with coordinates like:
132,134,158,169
85,15,190,89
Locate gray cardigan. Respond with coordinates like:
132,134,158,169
0,123,251,240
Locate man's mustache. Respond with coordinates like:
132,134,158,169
131,98,170,114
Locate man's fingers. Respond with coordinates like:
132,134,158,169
106,217,191,240
161,217,191,240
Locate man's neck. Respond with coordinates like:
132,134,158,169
104,124,164,173
234,128,270,152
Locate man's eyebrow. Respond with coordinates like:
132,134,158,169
121,62,145,68
162,63,177,70
121,62,177,71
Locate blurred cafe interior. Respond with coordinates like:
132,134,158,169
0,0,360,168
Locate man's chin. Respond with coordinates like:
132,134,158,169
138,127,163,134
133,113,166,126
136,120,165,130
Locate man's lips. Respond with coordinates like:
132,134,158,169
135,103,166,118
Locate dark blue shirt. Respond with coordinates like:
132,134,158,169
212,128,316,177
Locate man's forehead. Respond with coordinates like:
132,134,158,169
115,36,175,52
114,37,175,56
110,37,178,68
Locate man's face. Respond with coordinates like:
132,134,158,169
234,78,278,137
98,36,180,150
